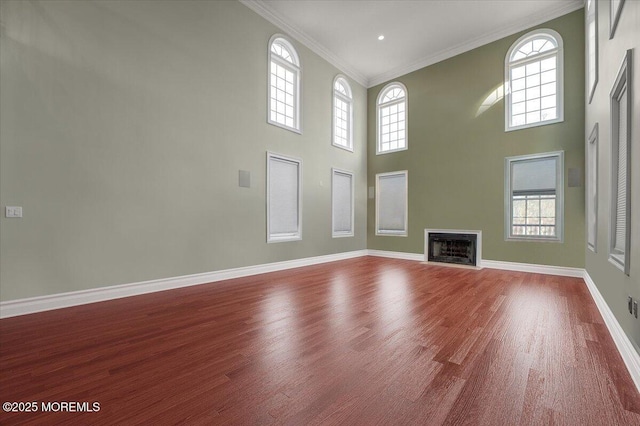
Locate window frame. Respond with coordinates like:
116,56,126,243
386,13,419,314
331,168,355,238
608,49,632,274
505,29,564,132
586,0,598,104
375,170,408,237
376,82,408,155
332,75,354,152
610,0,626,39
587,123,599,253
266,152,303,243
504,151,564,242
267,34,302,134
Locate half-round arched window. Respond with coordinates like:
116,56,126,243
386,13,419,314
505,29,563,131
332,75,353,151
268,35,301,133
376,82,407,154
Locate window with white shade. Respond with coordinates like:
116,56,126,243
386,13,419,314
267,152,302,243
376,171,408,236
332,169,354,237
587,124,598,252
609,50,632,274
505,29,563,131
505,152,564,241
377,83,407,154
268,35,301,133
333,76,353,151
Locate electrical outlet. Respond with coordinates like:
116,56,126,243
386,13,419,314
628,296,633,314
634,301,638,319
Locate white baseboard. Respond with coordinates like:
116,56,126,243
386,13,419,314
366,249,424,262
481,259,585,278
366,250,584,277
0,250,368,319
583,271,640,393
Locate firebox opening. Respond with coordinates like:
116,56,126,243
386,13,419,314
428,233,477,266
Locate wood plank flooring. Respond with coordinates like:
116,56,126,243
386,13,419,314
1,256,639,425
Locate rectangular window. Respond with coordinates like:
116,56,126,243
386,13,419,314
332,169,354,237
376,171,408,236
587,124,599,252
379,101,406,153
609,50,631,274
505,152,564,241
267,152,302,243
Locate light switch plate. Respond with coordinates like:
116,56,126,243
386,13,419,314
5,206,23,218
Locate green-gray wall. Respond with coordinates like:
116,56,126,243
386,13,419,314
367,10,586,268
585,0,639,353
0,0,367,301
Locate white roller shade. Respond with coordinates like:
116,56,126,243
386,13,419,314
377,172,407,235
332,170,353,236
512,157,557,194
614,89,628,253
268,154,301,241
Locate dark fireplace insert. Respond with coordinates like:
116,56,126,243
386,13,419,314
428,233,477,266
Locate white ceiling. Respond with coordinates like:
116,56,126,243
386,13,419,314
241,0,584,88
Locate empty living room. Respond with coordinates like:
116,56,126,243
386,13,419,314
1,0,639,424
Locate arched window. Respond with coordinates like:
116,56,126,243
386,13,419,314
268,35,301,133
505,29,563,131
332,75,353,151
377,82,407,154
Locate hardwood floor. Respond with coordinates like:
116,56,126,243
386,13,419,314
1,256,639,425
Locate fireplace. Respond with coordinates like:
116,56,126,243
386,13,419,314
424,229,482,267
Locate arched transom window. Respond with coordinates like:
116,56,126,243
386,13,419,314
377,82,407,154
333,76,353,151
505,29,563,131
268,35,301,133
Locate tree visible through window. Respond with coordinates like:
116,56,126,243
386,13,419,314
505,152,564,241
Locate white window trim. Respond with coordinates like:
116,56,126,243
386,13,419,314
376,82,408,155
331,168,355,238
267,34,302,134
504,151,564,242
586,0,599,104
587,123,599,253
266,152,303,243
608,49,632,274
504,29,564,132
375,170,408,237
610,0,626,39
332,75,354,152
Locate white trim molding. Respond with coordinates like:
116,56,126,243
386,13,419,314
239,0,367,87
241,0,582,89
367,1,582,87
0,250,367,319
583,271,640,393
481,259,583,278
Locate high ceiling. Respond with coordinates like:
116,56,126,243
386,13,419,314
241,0,584,87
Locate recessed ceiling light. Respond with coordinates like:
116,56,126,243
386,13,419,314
378,35,385,41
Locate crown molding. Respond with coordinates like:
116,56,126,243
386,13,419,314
242,0,584,89
239,0,368,87
367,0,584,87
